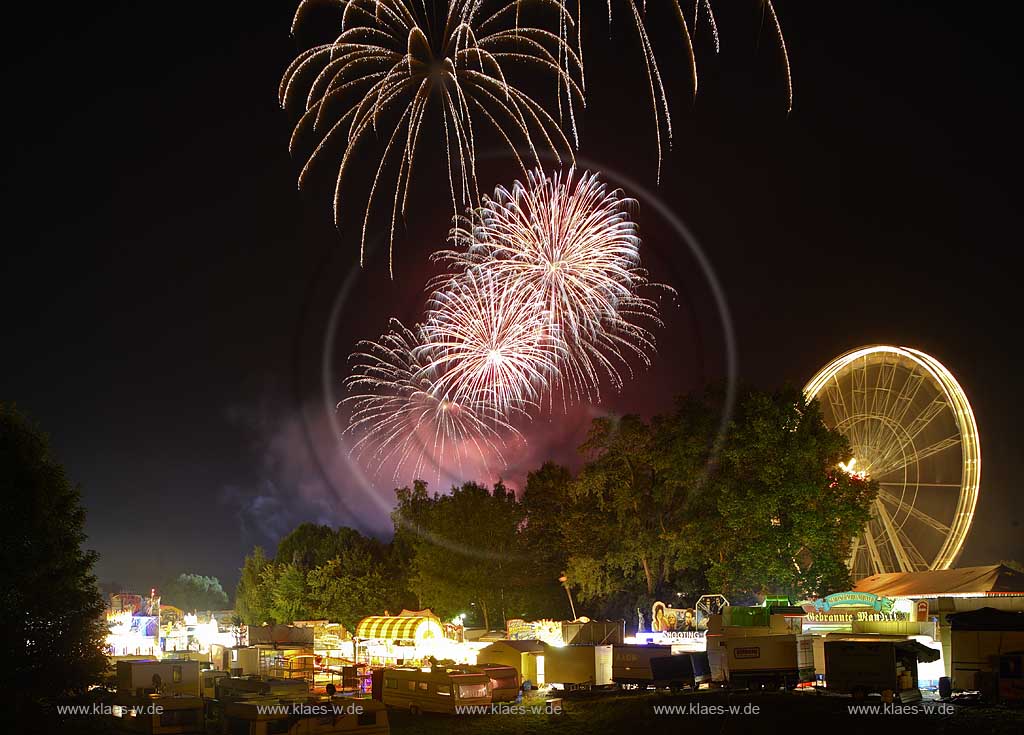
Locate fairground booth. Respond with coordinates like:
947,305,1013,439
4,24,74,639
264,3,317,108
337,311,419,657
353,609,474,669
852,564,1024,685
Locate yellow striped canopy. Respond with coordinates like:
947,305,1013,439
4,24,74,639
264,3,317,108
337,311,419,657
355,616,442,641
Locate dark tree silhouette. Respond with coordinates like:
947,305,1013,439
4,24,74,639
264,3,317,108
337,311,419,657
1,404,107,713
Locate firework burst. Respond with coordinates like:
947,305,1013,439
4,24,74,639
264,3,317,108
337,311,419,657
280,0,584,274
343,168,668,480
436,167,664,403
344,319,518,481
419,267,566,418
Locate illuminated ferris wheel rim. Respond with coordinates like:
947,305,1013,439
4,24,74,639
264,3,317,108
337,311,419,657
803,345,981,573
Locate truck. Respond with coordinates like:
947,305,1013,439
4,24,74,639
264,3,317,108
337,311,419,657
824,639,940,703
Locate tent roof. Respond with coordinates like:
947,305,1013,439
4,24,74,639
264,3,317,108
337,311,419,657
355,615,436,640
852,565,1024,597
398,608,438,619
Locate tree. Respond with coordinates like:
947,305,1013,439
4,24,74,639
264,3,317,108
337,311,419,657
558,387,876,610
236,546,273,625
521,463,577,618
690,387,876,599
394,481,527,630
307,556,393,631
564,414,691,601
161,573,229,612
1,404,107,709
268,563,314,623
276,523,375,570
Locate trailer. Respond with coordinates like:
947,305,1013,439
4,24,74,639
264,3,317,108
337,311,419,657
380,666,491,714
544,644,613,688
724,634,815,690
613,644,674,688
824,639,940,703
116,660,202,698
612,645,709,691
649,652,711,691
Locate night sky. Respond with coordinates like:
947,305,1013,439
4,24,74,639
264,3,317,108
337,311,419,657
2,2,1021,595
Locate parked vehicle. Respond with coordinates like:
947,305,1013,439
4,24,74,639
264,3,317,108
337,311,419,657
470,663,520,702
110,693,204,734
380,666,491,714
650,652,711,691
824,639,940,703
544,644,614,688
613,644,676,688
612,645,709,690
724,634,816,690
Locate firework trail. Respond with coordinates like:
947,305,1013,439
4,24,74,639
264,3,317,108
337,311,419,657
568,1,792,181
280,0,584,274
435,166,663,404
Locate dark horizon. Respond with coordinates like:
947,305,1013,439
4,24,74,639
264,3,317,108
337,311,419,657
2,1,1021,595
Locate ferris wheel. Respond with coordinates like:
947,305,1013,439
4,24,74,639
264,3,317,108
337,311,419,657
804,346,980,580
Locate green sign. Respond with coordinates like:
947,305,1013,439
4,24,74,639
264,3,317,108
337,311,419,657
800,591,894,614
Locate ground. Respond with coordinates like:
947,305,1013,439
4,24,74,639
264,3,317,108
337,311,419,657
387,689,1024,735
49,688,1024,734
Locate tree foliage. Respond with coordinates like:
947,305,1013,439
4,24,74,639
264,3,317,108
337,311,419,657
1,404,107,707
235,546,273,625
394,480,528,631
692,388,876,598
234,525,410,628
558,387,875,606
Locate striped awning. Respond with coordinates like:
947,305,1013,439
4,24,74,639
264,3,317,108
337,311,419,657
355,616,439,641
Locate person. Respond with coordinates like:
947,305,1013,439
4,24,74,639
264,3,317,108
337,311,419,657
652,603,668,632
325,683,336,697
682,609,696,632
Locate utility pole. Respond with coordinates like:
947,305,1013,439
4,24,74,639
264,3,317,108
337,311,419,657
558,573,577,620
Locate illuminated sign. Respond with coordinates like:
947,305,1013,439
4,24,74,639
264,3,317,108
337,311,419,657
506,618,564,646
800,592,894,614
804,611,908,623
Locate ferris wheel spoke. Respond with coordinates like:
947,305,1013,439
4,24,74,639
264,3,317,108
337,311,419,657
894,526,931,571
873,435,961,478
862,522,885,576
866,357,897,449
847,534,861,571
851,356,869,451
877,489,951,534
826,376,852,428
884,366,926,428
873,395,949,471
873,498,914,572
